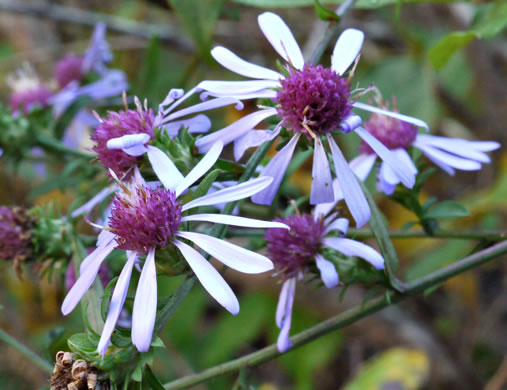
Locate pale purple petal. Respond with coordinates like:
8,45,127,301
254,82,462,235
173,240,239,315
181,213,289,229
310,137,334,204
251,133,301,205
323,237,384,270
82,22,112,75
354,102,430,131
377,162,397,195
159,88,185,110
234,125,281,161
339,114,363,134
392,148,418,175
132,248,157,352
315,254,339,288
176,232,273,274
195,108,277,155
258,12,304,70
276,277,296,353
356,127,415,188
146,145,184,191
163,114,211,137
97,251,137,357
61,241,117,315
415,142,482,171
71,185,116,218
211,46,282,80
324,217,349,235
331,29,364,76
416,134,494,163
107,134,150,150
163,97,243,123
465,140,500,152
202,89,278,101
313,153,376,220
198,80,280,96
175,141,223,197
327,135,370,228
182,176,273,211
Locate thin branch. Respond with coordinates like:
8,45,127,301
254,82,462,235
0,1,193,52
0,327,53,374
163,240,507,389
227,228,507,241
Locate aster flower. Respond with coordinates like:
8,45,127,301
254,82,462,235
194,12,426,227
71,91,242,218
265,208,384,352
7,63,53,115
62,141,288,355
352,97,501,195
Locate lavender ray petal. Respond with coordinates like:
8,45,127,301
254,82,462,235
310,137,334,204
173,240,239,315
331,29,364,76
258,12,304,70
276,278,296,353
324,217,349,236
195,108,277,155
175,141,223,197
414,142,482,171
97,251,137,357
354,102,429,131
182,177,273,211
163,97,243,123
176,232,273,274
315,254,339,288
327,135,370,228
323,237,384,270
131,248,157,353
416,134,493,163
163,114,211,137
211,46,282,80
198,80,280,95
61,241,117,315
146,145,184,191
233,125,281,161
251,133,301,205
107,134,150,150
181,213,289,229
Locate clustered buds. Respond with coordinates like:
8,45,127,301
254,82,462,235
50,351,109,390
0,206,33,275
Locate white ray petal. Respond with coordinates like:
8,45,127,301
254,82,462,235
181,213,289,229
146,145,184,191
310,137,334,204
315,254,339,288
198,80,280,96
331,29,364,76
324,237,384,270
354,102,430,131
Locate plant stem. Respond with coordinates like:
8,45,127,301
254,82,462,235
226,228,507,241
163,240,507,389
0,327,53,374
309,0,358,64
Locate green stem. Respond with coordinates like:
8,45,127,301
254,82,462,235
36,134,93,159
0,327,53,374
226,228,507,241
163,240,507,389
309,0,358,64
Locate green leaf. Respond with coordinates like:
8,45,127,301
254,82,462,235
424,201,469,219
150,336,166,348
169,0,226,61
429,31,477,71
471,1,507,39
131,360,143,382
67,333,97,359
191,169,222,201
53,95,91,140
314,0,340,21
359,181,405,292
144,365,166,390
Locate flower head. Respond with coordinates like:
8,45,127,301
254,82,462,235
7,64,53,115
62,141,288,356
54,55,84,88
266,210,384,352
276,64,352,137
195,12,425,227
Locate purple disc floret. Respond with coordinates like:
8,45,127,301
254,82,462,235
109,185,182,253
0,206,32,261
359,112,418,154
265,214,325,278
276,64,352,137
91,108,155,178
9,85,53,114
54,55,84,88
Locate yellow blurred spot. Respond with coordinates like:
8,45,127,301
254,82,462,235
343,347,430,390
258,384,279,390
443,272,478,310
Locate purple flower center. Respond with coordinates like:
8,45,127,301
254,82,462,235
91,108,155,178
9,85,53,115
359,112,417,154
54,55,84,88
109,185,182,253
276,64,352,137
265,214,325,278
0,206,32,261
